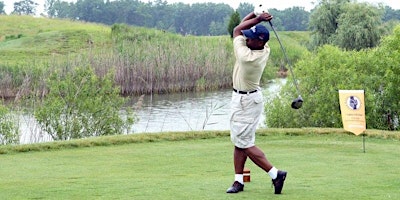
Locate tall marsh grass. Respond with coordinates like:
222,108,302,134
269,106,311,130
110,24,234,95
0,16,309,99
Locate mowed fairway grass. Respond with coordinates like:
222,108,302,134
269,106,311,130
1,130,399,200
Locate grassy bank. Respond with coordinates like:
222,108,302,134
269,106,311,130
0,15,310,98
1,128,399,154
0,129,399,199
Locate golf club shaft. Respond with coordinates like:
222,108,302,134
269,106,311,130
268,21,301,96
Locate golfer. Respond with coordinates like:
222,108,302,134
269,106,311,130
226,11,287,194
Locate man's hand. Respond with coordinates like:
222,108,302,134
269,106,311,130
256,12,273,22
233,12,273,38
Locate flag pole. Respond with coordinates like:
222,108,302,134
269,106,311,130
362,133,366,153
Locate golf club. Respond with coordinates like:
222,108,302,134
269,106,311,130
268,21,303,109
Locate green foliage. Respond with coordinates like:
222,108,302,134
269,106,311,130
266,25,400,130
309,0,384,51
0,1,5,14
227,11,240,38
4,34,24,41
270,7,310,31
335,3,383,50
0,103,19,145
11,0,38,15
383,5,400,22
266,30,310,79
34,66,135,141
236,2,252,20
309,0,350,48
209,19,229,36
366,25,400,129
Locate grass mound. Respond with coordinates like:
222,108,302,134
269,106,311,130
0,15,110,63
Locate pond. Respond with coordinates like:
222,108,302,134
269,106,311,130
18,79,286,144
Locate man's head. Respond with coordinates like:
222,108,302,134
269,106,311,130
241,24,270,50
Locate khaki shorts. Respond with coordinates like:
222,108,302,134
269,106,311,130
230,90,263,149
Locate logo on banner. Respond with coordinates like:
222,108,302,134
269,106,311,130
346,96,360,110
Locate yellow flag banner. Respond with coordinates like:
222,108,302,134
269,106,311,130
338,90,366,135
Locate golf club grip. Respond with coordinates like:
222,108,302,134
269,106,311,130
268,21,301,95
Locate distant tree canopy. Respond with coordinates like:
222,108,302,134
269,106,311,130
383,5,400,22
12,0,38,15
236,2,310,31
309,0,386,50
335,2,382,50
44,0,235,35
3,0,398,36
0,1,5,14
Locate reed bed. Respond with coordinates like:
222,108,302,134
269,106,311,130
1,16,309,99
109,24,234,95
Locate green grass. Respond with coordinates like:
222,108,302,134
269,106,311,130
0,15,111,63
1,129,399,199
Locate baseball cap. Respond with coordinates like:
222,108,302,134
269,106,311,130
241,24,270,42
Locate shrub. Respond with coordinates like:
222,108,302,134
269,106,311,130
0,103,19,145
34,66,135,141
266,26,400,130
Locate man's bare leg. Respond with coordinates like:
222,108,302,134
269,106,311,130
234,146,247,174
244,146,273,173
226,146,248,193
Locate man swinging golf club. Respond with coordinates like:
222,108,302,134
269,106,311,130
226,9,287,195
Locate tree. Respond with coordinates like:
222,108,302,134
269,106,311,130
309,0,351,48
367,25,400,130
12,0,38,15
309,0,384,51
335,3,383,50
187,3,232,35
0,104,19,145
44,0,315,35
227,11,240,38
170,2,191,35
75,0,105,22
0,1,5,14
280,7,309,31
209,17,230,36
236,2,252,21
44,0,55,16
383,6,400,22
46,0,74,19
34,66,135,141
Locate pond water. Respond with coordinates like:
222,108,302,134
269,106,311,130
18,79,286,144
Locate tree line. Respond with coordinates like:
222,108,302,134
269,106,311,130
1,0,399,36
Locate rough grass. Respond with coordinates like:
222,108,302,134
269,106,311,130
0,129,399,199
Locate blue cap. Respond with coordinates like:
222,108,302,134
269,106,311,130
241,24,270,42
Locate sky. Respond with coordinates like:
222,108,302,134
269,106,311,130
3,0,400,15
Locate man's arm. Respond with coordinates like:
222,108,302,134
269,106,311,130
233,12,273,38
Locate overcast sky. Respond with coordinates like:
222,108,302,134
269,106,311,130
4,0,400,14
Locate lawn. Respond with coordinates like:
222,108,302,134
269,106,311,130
0,131,399,199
